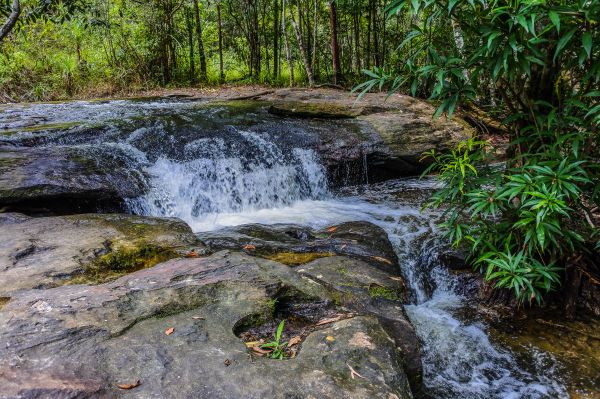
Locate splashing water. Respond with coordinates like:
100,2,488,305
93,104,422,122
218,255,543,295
127,129,329,231
120,113,567,399
2,99,570,398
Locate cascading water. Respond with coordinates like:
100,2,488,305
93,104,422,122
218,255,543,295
127,123,567,398
2,99,573,398
127,129,329,231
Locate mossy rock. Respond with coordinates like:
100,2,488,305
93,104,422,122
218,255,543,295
269,101,364,119
66,241,179,285
263,251,334,266
0,213,205,295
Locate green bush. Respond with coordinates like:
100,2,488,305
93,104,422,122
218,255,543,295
357,0,600,303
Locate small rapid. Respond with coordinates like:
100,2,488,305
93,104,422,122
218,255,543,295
127,129,329,231
130,132,568,398
1,98,571,398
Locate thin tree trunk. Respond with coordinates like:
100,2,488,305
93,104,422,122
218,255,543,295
371,0,379,67
185,7,196,83
0,0,20,42
289,0,314,86
273,0,280,79
312,0,318,77
217,1,225,83
352,1,360,72
282,0,294,86
450,19,470,81
329,0,341,85
193,0,208,82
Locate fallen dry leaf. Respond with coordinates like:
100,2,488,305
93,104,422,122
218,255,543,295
326,335,335,342
287,336,302,347
224,358,231,366
185,250,199,258
326,226,337,232
347,363,367,380
372,256,393,265
388,276,403,282
315,315,343,326
116,380,141,390
191,316,205,320
244,341,263,348
251,346,272,355
164,327,175,335
243,244,256,250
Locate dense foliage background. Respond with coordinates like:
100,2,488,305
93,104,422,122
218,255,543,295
1,0,410,100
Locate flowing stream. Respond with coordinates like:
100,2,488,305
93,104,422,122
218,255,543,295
0,99,580,398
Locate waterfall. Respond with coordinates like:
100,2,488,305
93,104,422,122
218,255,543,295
127,129,329,231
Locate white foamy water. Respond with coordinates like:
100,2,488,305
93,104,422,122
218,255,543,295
111,107,568,399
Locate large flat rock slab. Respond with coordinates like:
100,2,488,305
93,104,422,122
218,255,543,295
0,250,417,398
0,213,204,296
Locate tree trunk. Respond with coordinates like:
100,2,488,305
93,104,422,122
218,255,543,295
352,1,361,72
273,0,280,79
282,0,294,86
217,1,225,83
289,0,314,86
185,7,196,84
193,0,208,82
312,0,318,78
0,0,20,43
329,0,341,85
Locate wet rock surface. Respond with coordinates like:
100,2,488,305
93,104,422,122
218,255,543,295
0,145,146,213
263,89,473,177
0,89,471,213
0,213,204,295
199,221,399,273
0,250,417,399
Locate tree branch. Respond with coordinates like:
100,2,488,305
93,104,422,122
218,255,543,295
0,0,20,43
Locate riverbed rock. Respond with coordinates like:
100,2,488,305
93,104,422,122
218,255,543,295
262,88,474,177
0,213,204,296
199,221,399,273
0,145,146,213
0,250,417,399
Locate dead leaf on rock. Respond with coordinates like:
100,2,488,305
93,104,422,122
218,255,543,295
224,358,231,366
388,276,403,282
185,251,199,258
245,341,262,348
326,226,337,232
165,327,175,335
325,335,335,342
251,346,271,355
372,256,393,265
117,380,141,390
191,316,205,320
315,314,343,326
346,363,367,380
243,244,256,250
287,336,302,347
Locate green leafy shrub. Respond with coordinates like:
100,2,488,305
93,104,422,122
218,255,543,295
358,0,600,303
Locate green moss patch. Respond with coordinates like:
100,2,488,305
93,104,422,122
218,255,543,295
368,284,403,301
264,252,334,266
67,242,179,285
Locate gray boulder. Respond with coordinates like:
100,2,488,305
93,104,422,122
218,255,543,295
0,250,417,399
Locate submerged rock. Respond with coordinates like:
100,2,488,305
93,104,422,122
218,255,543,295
0,213,204,295
199,221,399,273
0,145,146,213
0,250,417,399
